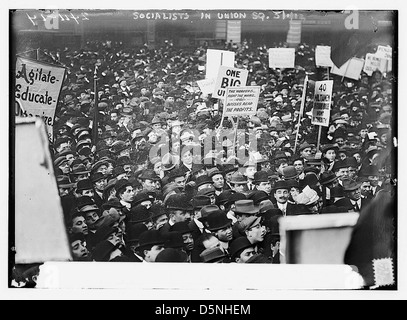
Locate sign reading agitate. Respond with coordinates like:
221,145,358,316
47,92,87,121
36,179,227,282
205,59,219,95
15,57,66,140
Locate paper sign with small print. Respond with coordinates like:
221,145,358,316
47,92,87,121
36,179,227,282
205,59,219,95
363,53,388,76
376,45,392,60
15,56,66,141
268,48,296,69
311,80,333,127
206,49,235,81
223,86,260,117
196,78,216,95
212,66,248,100
315,45,334,68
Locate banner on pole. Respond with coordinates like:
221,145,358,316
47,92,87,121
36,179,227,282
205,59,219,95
15,57,66,141
311,80,333,127
206,49,235,81
212,66,248,100
268,48,296,69
331,57,364,80
223,86,260,117
315,45,334,68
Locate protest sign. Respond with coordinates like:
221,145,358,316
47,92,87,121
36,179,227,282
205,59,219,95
311,80,333,127
223,86,260,117
196,78,216,95
363,53,391,76
331,57,364,80
376,45,392,60
206,49,235,80
315,45,334,68
15,57,66,140
212,66,248,99
268,48,295,69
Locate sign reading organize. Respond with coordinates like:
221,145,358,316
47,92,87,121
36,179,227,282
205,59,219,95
268,48,295,69
311,80,333,127
223,86,260,117
212,66,248,99
15,57,66,140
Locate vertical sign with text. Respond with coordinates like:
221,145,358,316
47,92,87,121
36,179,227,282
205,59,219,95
212,66,248,100
311,80,333,127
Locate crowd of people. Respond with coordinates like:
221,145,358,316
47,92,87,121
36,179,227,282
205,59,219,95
35,38,395,265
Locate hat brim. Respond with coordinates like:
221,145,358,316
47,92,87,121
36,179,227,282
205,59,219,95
208,220,232,232
321,176,339,185
233,209,259,215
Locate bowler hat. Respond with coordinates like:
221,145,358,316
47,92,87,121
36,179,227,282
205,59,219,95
132,192,154,207
167,168,185,181
273,151,288,161
321,144,339,154
199,205,222,222
253,171,269,184
114,179,132,196
272,180,290,191
91,172,106,183
92,240,116,262
342,178,361,191
332,160,349,172
129,205,152,224
166,193,191,211
233,200,259,215
137,230,165,250
199,247,227,263
139,169,160,181
215,190,236,207
282,166,299,180
170,221,192,235
76,179,93,192
248,191,270,206
156,248,188,262
163,231,184,249
230,236,254,259
206,211,232,231
150,204,167,220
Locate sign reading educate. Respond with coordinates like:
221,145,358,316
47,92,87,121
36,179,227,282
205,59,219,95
311,80,333,127
15,57,66,140
223,86,260,117
268,48,295,69
213,66,248,99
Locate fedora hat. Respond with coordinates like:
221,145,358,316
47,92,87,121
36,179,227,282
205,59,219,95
56,175,75,188
230,236,255,259
195,175,213,188
76,179,93,191
206,211,232,232
136,230,165,250
282,166,299,180
253,171,269,184
139,169,160,181
199,247,227,263
110,140,130,155
233,200,260,215
319,171,338,186
342,178,362,191
229,172,247,185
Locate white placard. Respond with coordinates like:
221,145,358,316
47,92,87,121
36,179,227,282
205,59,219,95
311,80,333,127
212,66,249,100
376,45,392,60
223,86,260,117
363,53,391,76
206,49,235,80
196,78,216,95
315,45,334,68
268,48,296,69
331,58,365,80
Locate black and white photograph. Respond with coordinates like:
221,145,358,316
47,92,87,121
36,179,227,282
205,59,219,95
4,0,405,301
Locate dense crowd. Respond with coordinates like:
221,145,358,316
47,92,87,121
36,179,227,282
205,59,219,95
37,38,395,265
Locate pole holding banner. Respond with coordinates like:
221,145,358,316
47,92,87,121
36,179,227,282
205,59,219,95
316,125,322,153
92,65,99,145
293,75,308,154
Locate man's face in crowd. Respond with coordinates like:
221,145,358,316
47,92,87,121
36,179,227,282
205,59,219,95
245,166,257,180
257,181,271,194
173,176,186,190
182,151,193,166
70,216,88,235
353,153,361,164
153,214,168,230
225,171,236,183
325,150,336,162
94,178,107,192
336,168,349,181
276,162,288,175
347,187,361,201
142,179,157,192
84,211,100,229
274,189,289,204
212,174,225,189
121,186,135,203
359,129,368,139
144,245,165,262
111,113,118,122
171,210,191,223
293,160,304,174
58,162,70,174
57,142,71,154
233,183,245,193
81,189,94,198
97,165,109,176
236,247,256,263
182,233,194,252
246,221,266,244
368,175,379,187
360,181,372,197
335,138,345,148
152,123,162,131
58,186,71,197
123,164,132,176
300,147,312,159
348,167,357,180
148,131,158,144
71,240,89,260
214,225,233,242
66,153,76,166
